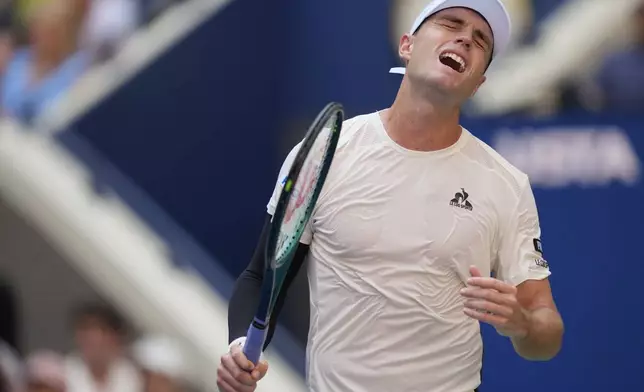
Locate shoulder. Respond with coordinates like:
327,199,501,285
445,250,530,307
2,49,29,90
282,111,380,160
341,112,374,129
6,48,30,69
335,111,382,149
461,129,530,199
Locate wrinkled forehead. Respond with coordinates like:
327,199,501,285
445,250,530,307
419,7,494,40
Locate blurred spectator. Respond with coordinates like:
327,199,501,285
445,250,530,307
591,3,644,113
0,0,89,124
0,1,14,76
65,303,142,392
82,0,138,63
0,370,7,392
133,336,187,392
25,351,66,392
0,340,21,392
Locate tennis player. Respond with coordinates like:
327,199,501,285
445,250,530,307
218,0,564,391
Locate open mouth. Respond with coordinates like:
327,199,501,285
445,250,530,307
439,52,466,73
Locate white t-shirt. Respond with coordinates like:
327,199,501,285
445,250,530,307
65,354,143,392
266,111,551,392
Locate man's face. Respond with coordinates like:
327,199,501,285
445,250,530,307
399,7,494,103
74,317,121,366
28,1,75,58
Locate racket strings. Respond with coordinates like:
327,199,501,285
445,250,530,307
276,117,339,263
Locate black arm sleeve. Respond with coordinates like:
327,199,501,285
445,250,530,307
227,213,310,350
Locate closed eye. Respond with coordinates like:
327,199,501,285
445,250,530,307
437,16,492,52
474,30,492,51
439,16,465,29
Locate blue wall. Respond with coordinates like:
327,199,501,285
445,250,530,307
465,116,644,391
62,0,288,274
56,0,644,390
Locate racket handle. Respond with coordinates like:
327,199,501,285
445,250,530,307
243,318,267,365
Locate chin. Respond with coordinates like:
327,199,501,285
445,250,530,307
421,69,477,97
415,75,463,98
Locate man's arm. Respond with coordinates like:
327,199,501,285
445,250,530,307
462,269,564,361
462,177,563,361
511,278,564,361
227,213,309,349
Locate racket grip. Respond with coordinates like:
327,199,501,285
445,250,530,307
243,318,267,365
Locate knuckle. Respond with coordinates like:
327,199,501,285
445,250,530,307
231,368,242,380
218,364,230,375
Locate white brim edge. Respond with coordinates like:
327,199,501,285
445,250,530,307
389,67,406,75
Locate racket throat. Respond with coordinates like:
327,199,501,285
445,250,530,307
252,317,269,330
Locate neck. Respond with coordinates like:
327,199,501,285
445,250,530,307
88,362,111,385
382,77,463,152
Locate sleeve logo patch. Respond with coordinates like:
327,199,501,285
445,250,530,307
534,258,549,269
533,238,544,255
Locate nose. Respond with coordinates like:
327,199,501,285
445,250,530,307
455,37,472,50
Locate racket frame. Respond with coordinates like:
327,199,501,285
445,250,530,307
242,102,344,364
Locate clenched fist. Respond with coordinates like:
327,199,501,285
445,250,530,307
217,340,269,392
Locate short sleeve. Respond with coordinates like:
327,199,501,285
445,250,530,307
495,179,551,286
266,142,313,245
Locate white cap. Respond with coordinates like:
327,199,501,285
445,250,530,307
389,0,511,75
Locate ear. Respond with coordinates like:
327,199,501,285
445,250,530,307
398,33,413,64
470,75,487,97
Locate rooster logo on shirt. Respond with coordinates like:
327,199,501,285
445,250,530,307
450,188,473,211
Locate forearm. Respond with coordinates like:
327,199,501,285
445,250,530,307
227,246,309,348
228,214,272,343
228,269,264,343
512,307,564,361
227,213,309,349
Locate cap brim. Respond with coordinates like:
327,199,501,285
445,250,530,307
389,67,406,75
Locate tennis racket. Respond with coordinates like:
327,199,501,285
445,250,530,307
242,102,344,364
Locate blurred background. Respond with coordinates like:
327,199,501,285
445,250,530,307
0,0,642,391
